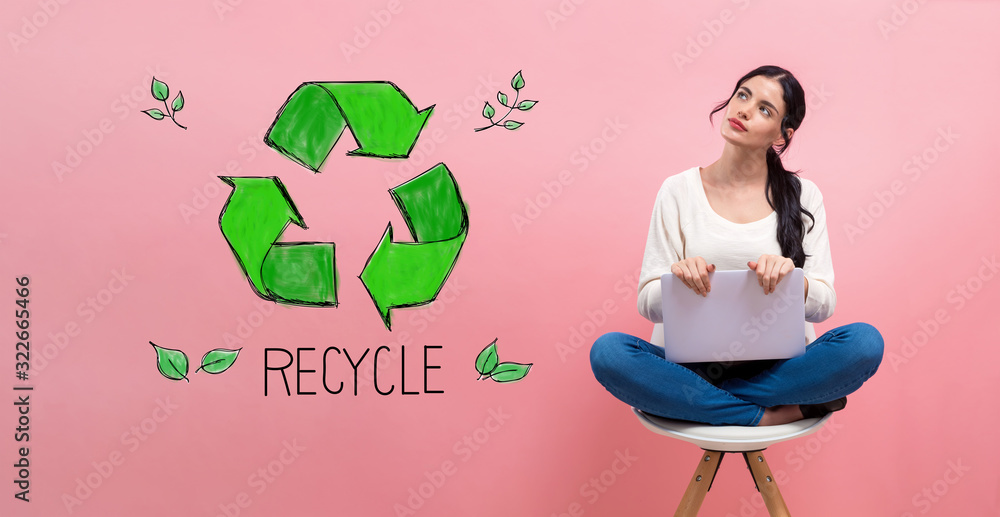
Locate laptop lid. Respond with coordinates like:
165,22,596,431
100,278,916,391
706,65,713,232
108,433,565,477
659,268,806,363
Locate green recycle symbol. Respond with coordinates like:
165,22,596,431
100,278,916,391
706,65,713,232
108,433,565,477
219,81,469,330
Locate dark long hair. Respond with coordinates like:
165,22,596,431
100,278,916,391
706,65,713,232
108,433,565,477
708,65,815,268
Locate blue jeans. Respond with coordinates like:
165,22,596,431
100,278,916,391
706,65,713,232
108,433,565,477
589,322,884,426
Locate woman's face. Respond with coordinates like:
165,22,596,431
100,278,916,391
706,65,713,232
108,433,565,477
720,75,791,152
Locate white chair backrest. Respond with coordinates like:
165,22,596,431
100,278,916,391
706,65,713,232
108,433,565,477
649,322,664,347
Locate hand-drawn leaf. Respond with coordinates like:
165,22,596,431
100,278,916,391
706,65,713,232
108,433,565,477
511,71,525,91
489,362,532,383
503,120,523,130
483,102,495,119
475,339,499,378
143,109,165,120
497,91,508,105
150,341,189,382
196,347,241,374
172,91,184,112
151,77,169,101
517,100,537,111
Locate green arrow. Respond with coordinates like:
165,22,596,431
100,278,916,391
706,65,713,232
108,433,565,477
360,163,469,330
264,81,434,172
219,176,338,306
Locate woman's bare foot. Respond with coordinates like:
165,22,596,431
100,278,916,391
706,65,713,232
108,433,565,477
756,405,804,426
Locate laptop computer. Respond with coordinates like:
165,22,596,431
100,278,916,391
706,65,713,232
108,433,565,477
658,268,806,363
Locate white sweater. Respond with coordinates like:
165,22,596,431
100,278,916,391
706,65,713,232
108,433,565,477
637,167,836,345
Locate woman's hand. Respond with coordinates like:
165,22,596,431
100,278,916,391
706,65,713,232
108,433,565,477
670,257,715,297
747,254,795,295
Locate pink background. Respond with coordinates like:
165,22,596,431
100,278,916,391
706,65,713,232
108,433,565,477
2,0,998,515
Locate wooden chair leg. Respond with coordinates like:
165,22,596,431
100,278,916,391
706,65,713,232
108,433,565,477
742,450,791,517
674,450,724,517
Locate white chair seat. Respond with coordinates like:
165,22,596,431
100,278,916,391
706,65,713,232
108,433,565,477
633,407,833,452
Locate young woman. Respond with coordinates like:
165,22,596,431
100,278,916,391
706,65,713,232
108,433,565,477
589,65,884,426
